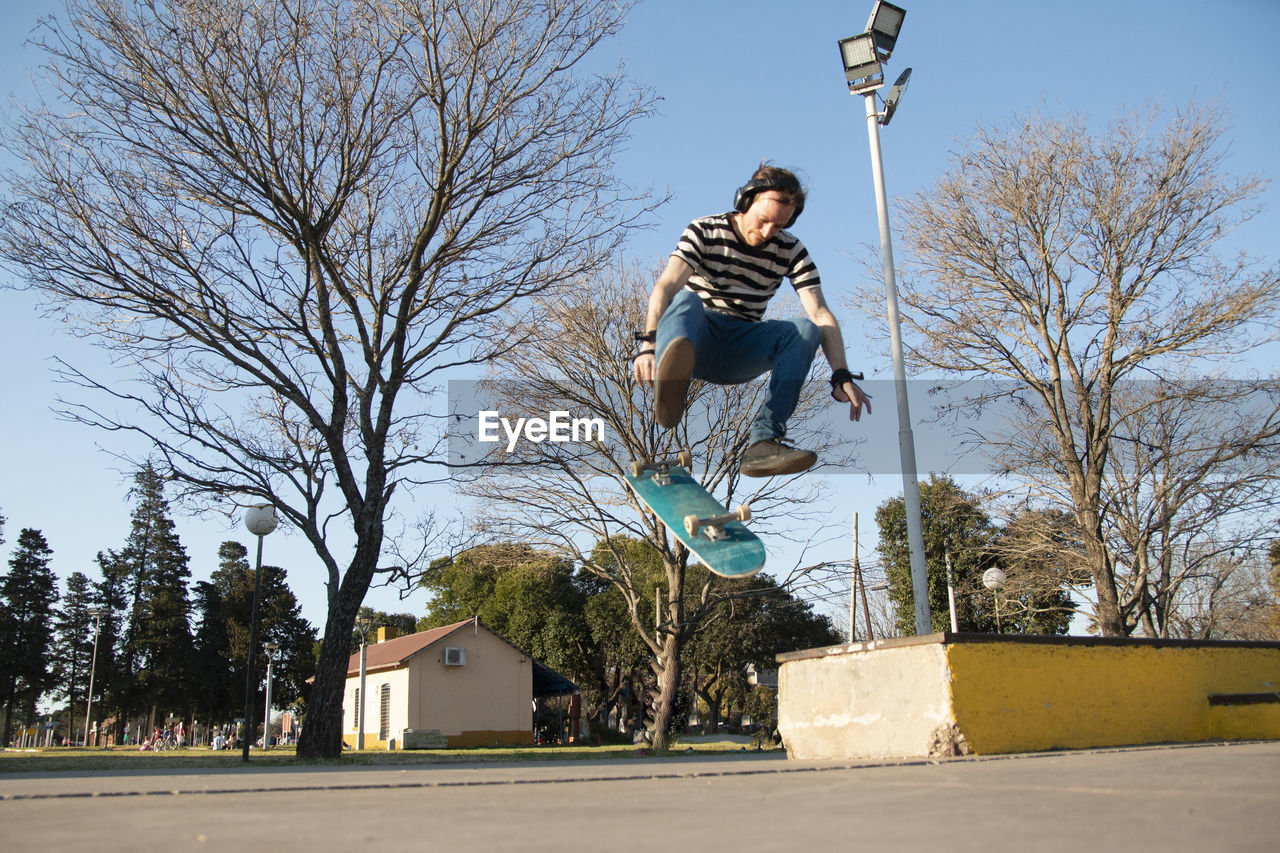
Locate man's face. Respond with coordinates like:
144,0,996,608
737,190,796,246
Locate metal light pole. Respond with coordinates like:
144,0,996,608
355,616,371,750
263,642,279,750
82,608,104,747
242,503,278,762
839,1,932,634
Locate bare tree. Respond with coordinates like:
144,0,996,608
456,262,852,750
0,0,654,756
885,102,1280,636
1101,379,1280,637
1163,551,1279,641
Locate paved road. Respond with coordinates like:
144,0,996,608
3,741,1278,852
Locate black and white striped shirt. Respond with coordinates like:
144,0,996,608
672,213,821,322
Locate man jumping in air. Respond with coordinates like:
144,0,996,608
633,164,871,478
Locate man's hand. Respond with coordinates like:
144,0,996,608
833,379,872,422
634,351,656,384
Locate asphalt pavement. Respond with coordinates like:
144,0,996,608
3,740,1278,852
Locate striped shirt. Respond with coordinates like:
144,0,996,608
672,213,821,322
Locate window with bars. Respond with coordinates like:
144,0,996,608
379,684,391,741
352,688,359,731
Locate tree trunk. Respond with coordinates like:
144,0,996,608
296,535,383,759
648,634,681,752
296,612,354,758
1086,537,1126,637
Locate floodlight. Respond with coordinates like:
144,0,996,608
880,67,912,126
838,32,882,90
866,0,906,62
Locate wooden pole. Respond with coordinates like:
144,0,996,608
852,512,875,642
850,512,859,642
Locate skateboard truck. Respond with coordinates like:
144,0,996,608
684,504,751,541
631,450,693,486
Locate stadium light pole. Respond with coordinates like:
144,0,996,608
241,503,278,762
838,1,932,634
82,607,104,747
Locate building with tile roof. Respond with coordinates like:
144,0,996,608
343,616,577,749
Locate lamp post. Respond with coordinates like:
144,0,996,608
263,642,279,750
82,608,104,748
838,1,931,635
354,616,371,750
983,568,1007,633
944,545,960,633
241,503,278,762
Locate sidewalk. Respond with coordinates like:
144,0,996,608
3,741,1277,852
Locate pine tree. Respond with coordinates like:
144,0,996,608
110,464,194,727
52,572,97,742
194,541,316,727
188,543,241,724
90,551,129,742
0,528,60,744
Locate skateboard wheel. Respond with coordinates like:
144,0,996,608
735,505,752,522
683,514,701,537
677,450,692,469
631,460,644,478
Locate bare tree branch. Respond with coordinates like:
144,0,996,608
869,101,1280,636
0,0,657,757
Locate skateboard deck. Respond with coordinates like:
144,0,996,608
625,458,765,578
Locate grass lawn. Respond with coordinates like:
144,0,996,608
0,738,776,774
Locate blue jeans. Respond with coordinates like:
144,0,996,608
656,290,821,443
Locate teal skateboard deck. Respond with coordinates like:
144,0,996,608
625,456,765,578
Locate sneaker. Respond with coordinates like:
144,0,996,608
655,337,695,429
740,438,817,478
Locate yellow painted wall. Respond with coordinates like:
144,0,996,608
947,641,1280,754
448,730,535,748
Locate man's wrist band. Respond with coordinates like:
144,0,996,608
634,330,656,344
830,368,863,390
633,349,655,361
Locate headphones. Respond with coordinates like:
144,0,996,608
733,176,804,228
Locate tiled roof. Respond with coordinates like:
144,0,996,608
344,616,580,696
346,618,473,675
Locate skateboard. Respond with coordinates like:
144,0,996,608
625,452,765,578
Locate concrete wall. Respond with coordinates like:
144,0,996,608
778,633,1280,760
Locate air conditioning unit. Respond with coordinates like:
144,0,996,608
443,647,467,666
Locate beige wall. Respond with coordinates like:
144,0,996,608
342,627,533,749
409,628,533,741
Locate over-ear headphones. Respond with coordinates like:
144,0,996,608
733,176,804,228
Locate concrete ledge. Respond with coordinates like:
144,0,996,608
777,633,1280,760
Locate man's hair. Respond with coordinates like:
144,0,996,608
749,164,805,211
732,163,806,227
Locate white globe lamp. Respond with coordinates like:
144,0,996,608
244,504,279,537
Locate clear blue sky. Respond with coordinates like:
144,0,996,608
2,1,1277,632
